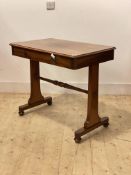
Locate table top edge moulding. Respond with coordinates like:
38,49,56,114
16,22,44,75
10,38,115,58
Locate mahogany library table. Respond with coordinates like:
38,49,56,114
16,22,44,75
10,38,115,143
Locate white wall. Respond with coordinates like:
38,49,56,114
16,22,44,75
0,0,131,94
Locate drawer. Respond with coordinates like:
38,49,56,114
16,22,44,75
26,50,73,69
12,46,74,69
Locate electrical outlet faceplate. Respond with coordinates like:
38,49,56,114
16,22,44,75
46,1,55,10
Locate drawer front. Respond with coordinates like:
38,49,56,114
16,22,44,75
12,47,74,69
26,50,73,69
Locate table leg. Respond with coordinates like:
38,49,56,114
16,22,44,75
19,60,52,116
74,64,109,143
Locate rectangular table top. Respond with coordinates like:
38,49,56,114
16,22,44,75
10,38,115,58
10,38,115,69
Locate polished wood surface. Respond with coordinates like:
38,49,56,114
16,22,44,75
10,38,115,58
19,60,52,116
39,77,88,94
74,64,109,142
10,38,115,143
10,38,115,69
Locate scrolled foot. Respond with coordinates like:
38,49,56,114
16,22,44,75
47,100,52,106
47,99,52,106
101,117,109,128
103,122,109,128
19,110,24,116
74,136,81,143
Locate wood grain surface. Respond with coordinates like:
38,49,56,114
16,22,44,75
0,94,130,175
10,38,115,58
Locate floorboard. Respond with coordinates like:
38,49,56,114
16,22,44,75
0,94,130,175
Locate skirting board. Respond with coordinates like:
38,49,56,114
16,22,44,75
0,82,131,95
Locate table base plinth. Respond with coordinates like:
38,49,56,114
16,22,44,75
74,117,109,143
19,97,52,116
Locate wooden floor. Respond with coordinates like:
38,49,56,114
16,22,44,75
0,93,131,175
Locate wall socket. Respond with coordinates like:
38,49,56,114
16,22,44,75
46,1,55,10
